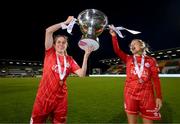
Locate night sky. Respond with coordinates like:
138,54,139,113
1,0,180,68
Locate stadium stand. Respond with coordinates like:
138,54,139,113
98,47,180,74
0,59,42,77
1,48,180,77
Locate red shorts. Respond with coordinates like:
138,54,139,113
124,91,161,120
30,93,67,123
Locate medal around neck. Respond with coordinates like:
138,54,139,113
56,54,67,81
133,55,145,83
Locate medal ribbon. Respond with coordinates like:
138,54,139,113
133,55,145,82
56,54,67,81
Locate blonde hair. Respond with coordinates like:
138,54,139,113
130,39,150,55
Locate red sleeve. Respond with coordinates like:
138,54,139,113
43,47,55,66
70,57,80,73
112,36,128,63
151,58,162,100
45,47,55,56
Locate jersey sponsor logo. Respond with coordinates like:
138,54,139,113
66,62,70,68
146,108,160,117
52,62,70,73
145,62,150,68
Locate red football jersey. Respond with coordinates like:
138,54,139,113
36,47,80,101
112,36,162,100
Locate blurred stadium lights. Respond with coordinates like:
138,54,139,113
99,47,180,66
158,52,163,55
9,62,13,64
0,59,43,77
0,59,43,66
1,47,180,77
16,62,20,65
167,51,172,53
151,53,155,56
1,70,6,73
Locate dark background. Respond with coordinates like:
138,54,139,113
1,0,180,69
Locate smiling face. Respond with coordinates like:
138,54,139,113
54,35,68,55
129,39,144,55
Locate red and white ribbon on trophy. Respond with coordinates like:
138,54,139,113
62,18,141,38
61,18,77,34
108,25,141,38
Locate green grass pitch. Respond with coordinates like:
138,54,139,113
0,77,180,123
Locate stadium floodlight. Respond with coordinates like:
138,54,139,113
156,56,161,59
16,62,20,65
151,53,155,56
1,70,6,73
172,54,176,57
158,52,163,55
101,61,105,63
167,51,172,53
164,55,168,57
33,63,37,66
9,62,13,64
107,63,111,65
176,49,180,52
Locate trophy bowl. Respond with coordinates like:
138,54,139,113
77,9,108,51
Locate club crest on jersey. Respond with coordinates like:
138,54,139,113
66,62,70,68
52,62,70,73
52,65,59,73
145,62,150,68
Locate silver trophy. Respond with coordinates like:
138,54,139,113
77,9,108,51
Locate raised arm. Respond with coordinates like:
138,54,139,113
74,46,94,77
109,25,128,63
45,16,74,50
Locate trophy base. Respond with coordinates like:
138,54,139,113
78,38,99,51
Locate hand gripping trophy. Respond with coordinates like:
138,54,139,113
62,9,141,51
